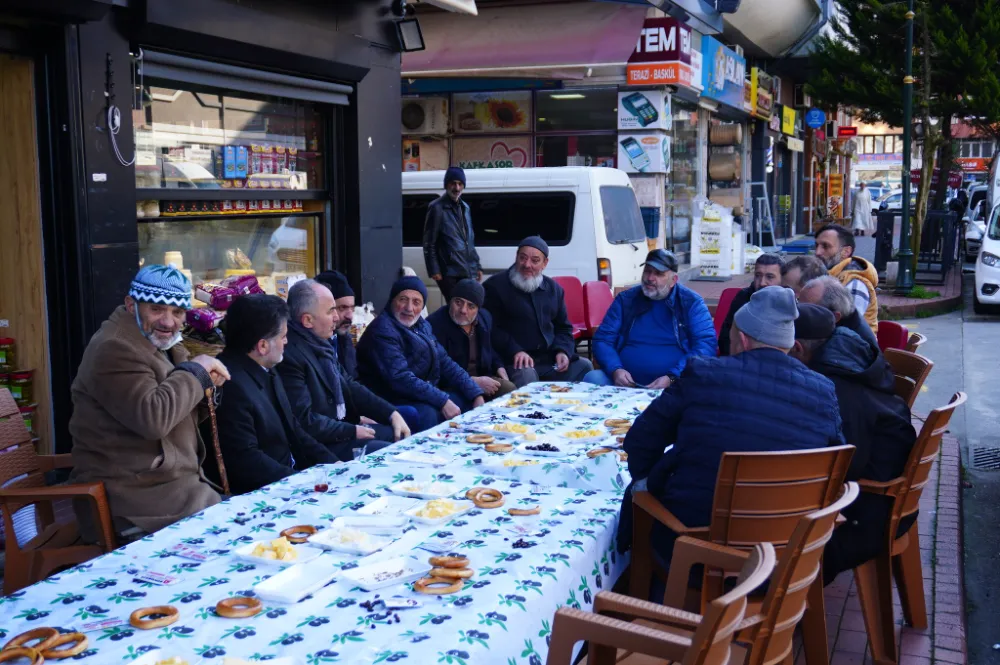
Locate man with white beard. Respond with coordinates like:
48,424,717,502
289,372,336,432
483,236,593,387
584,249,716,388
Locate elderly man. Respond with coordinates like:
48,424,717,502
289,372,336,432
815,223,879,333
585,249,715,387
617,286,844,562
357,276,485,432
789,304,917,584
279,280,409,461
781,255,828,297
483,236,594,386
69,265,229,543
423,166,482,302
209,295,338,494
718,253,784,356
799,275,880,352
428,278,516,400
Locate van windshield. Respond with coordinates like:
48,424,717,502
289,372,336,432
403,192,575,247
599,186,646,244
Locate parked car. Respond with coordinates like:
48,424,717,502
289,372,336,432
878,189,919,212
974,204,1000,313
964,185,989,261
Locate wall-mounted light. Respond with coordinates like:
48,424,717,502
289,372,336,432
395,18,426,52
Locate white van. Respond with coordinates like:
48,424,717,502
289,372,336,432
402,167,647,310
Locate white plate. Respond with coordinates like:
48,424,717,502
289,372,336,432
558,429,611,445
425,429,480,443
233,540,322,567
308,527,396,555
393,450,450,466
388,481,456,500
340,555,431,592
504,409,559,425
565,404,609,417
516,443,570,458
403,499,475,525
357,495,421,516
253,557,340,604
330,515,409,535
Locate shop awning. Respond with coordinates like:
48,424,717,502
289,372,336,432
402,3,648,79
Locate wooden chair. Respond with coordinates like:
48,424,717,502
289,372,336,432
553,275,587,341
546,542,777,665
876,321,909,353
629,446,856,665
0,388,117,594
884,348,933,409
855,392,966,665
905,332,927,354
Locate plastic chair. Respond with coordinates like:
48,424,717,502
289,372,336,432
905,332,927,353
630,446,856,665
876,320,909,352
553,275,586,340
0,389,117,594
855,392,966,665
546,542,777,665
583,280,614,336
884,348,934,409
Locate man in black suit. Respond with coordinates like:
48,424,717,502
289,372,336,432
209,295,339,494
279,279,411,461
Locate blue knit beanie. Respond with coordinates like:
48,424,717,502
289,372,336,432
389,275,428,304
444,166,466,188
129,264,192,309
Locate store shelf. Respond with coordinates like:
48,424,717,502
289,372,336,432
138,211,315,223
136,188,329,201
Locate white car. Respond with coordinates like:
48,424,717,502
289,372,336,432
964,185,988,261
974,204,1000,314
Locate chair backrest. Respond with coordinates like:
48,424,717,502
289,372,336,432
553,275,585,329
905,332,927,354
583,280,614,332
884,392,966,551
745,483,860,665
876,320,909,352
707,446,855,552
713,288,743,338
884,348,934,409
0,388,43,491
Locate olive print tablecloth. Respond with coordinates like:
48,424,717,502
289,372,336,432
0,383,660,664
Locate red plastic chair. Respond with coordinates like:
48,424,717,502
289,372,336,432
713,288,743,338
553,275,586,340
583,280,614,336
876,321,909,353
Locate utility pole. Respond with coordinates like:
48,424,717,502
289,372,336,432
897,0,916,292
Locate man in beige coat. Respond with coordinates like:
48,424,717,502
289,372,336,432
70,264,229,543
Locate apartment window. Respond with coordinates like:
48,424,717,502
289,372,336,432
874,136,884,154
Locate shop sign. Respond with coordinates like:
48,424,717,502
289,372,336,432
858,153,902,167
750,68,774,120
805,108,826,128
956,157,989,172
453,136,531,169
452,91,532,133
828,174,844,217
701,36,746,110
910,168,963,188
743,79,754,114
617,133,671,174
618,90,672,131
782,106,796,135
769,108,781,133
787,137,804,152
690,50,703,92
627,17,694,87
837,126,858,137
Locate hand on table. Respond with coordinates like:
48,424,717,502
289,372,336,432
441,399,462,420
513,352,534,370
554,353,570,372
473,375,501,396
354,425,376,440
389,411,411,441
612,369,636,387
646,375,673,390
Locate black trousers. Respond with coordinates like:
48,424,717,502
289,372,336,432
437,276,462,302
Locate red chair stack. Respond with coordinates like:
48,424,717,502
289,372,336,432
876,320,909,352
552,276,587,341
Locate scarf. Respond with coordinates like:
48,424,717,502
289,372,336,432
288,321,346,420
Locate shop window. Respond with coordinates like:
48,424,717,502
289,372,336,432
599,186,646,244
536,135,617,168
961,142,972,158
874,136,884,154
402,192,575,247
863,136,875,154
535,89,618,132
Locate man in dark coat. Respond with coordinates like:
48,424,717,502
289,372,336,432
428,278,516,400
356,276,485,432
278,280,410,461
789,304,917,584
483,236,594,386
718,253,784,356
423,166,482,302
618,286,845,562
209,295,339,494
315,270,359,380
799,275,881,353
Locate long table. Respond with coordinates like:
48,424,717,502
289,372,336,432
0,383,659,664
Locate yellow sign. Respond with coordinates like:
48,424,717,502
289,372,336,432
827,174,844,217
828,174,844,197
750,68,773,120
782,106,796,135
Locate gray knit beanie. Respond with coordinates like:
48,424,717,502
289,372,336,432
733,285,799,349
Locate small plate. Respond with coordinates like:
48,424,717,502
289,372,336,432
404,499,475,525
388,481,456,500
233,540,322,567
565,404,608,417
357,495,421,516
425,429,479,443
253,558,339,604
558,429,610,445
516,443,569,458
393,450,450,466
504,410,558,424
340,555,431,592
309,527,396,555
330,515,409,535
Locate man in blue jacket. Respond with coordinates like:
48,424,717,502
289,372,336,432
618,286,845,562
357,276,485,432
585,249,716,389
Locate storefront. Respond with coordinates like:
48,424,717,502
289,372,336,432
0,1,405,452
700,36,749,217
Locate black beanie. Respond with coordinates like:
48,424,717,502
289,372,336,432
389,275,428,304
450,279,485,308
315,270,354,300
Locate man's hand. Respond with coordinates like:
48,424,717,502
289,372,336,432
554,352,570,372
441,399,461,420
430,273,443,281
360,416,377,425
473,375,501,396
389,411,411,441
193,355,230,387
646,375,673,390
476,270,483,282
497,367,509,381
472,395,486,408
513,351,534,369
355,425,376,440
612,369,636,388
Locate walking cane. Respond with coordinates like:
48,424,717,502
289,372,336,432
205,387,231,496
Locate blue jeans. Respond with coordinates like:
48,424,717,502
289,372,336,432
582,369,612,386
395,405,422,433
397,403,441,433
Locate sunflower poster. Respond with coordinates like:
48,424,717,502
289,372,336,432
452,92,532,133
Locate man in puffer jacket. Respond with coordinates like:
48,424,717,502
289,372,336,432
617,286,845,562
357,276,485,432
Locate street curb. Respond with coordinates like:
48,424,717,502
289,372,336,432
878,292,963,319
